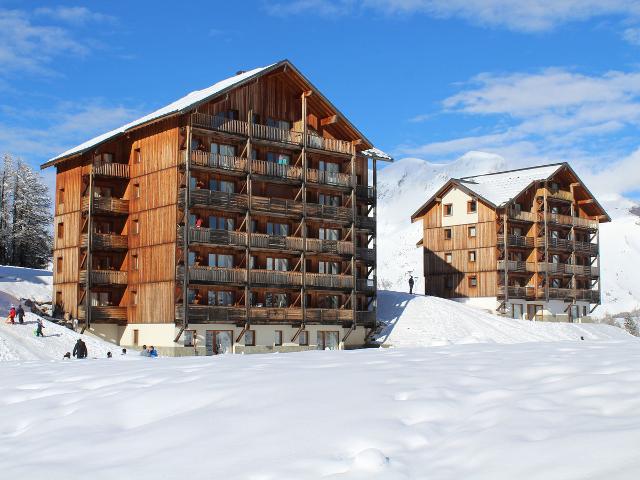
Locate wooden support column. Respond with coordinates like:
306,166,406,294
246,109,253,323
543,182,549,303
301,93,309,327
503,210,509,310
372,157,378,304
85,167,95,330
350,143,357,328
181,122,193,331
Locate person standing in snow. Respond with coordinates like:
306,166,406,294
140,345,150,357
16,304,25,324
73,338,88,359
408,276,415,295
35,318,44,337
8,305,16,324
149,346,158,357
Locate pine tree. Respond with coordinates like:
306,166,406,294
623,313,639,337
0,154,14,264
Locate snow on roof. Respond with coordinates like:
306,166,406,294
45,64,274,165
361,147,393,162
457,163,564,207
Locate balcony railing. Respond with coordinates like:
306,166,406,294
546,213,599,229
249,307,304,322
574,289,600,302
250,270,303,286
192,112,248,136
188,189,249,211
183,266,247,284
176,305,246,323
81,233,128,250
497,286,535,299
356,216,376,230
80,269,128,285
253,123,303,145
574,241,599,255
356,185,375,201
568,264,600,276
306,168,353,187
185,150,247,174
251,196,304,217
253,160,303,181
306,273,353,289
250,233,304,251
537,236,573,251
306,239,354,255
182,227,247,247
356,278,376,292
82,162,130,178
305,308,354,322
356,247,375,262
537,187,574,202
497,235,534,248
81,196,129,215
306,203,353,223
497,260,531,272
306,134,354,155
508,210,536,222
78,305,127,323
537,262,570,274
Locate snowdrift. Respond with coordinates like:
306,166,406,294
376,291,632,347
0,264,52,307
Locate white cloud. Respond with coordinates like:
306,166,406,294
623,26,640,45
34,6,115,24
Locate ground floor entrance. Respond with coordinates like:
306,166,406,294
205,330,233,355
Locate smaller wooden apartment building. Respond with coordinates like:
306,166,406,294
42,60,392,355
411,164,609,321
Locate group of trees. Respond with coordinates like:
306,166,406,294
0,153,52,269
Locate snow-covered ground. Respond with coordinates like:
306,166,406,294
376,291,633,347
1,342,640,479
376,154,640,315
0,264,52,308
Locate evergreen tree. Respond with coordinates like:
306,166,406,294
0,154,14,264
623,313,639,337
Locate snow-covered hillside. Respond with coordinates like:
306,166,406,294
0,264,52,308
376,291,633,347
377,154,640,316
2,342,640,479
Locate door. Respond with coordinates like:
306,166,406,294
206,330,233,355
317,331,340,350
527,304,543,321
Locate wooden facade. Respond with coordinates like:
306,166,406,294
412,164,609,320
44,61,390,349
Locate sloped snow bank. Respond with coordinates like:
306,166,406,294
0,313,123,361
0,264,52,305
376,291,632,347
1,343,640,479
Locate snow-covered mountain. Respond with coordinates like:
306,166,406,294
376,154,640,316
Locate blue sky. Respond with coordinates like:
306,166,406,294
2,0,640,199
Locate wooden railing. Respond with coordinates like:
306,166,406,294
306,168,353,187
250,270,303,286
356,278,376,292
508,210,536,222
78,306,127,323
537,262,569,274
253,123,303,145
183,227,248,247
306,239,354,255
176,305,246,323
497,235,534,248
306,203,353,223
537,236,573,250
356,185,375,201
305,308,353,321
306,134,354,155
188,188,249,211
82,233,128,250
80,269,128,285
574,241,599,255
192,113,248,135
356,248,375,262
186,151,247,174
537,187,574,202
177,306,374,324
497,286,535,299
546,213,599,229
250,233,304,251
252,160,303,181
185,266,247,284
251,196,304,217
574,289,600,302
306,273,354,289
567,264,600,276
249,308,304,322
572,216,599,229
496,260,530,272
82,162,130,178
356,216,376,230
356,310,376,324
82,196,129,215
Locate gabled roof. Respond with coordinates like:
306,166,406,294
42,59,390,169
411,162,609,222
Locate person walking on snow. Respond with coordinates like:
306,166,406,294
408,276,415,295
8,305,16,324
35,318,44,337
16,304,25,324
73,338,88,359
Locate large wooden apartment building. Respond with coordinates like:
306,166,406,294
42,60,392,355
411,163,609,321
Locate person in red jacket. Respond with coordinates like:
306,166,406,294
8,305,16,325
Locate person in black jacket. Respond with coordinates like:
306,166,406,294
73,339,88,359
16,304,25,324
408,275,415,295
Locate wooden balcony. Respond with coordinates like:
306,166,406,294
250,270,302,286
356,278,376,293
497,260,532,272
355,247,375,262
537,236,573,251
175,305,371,324
537,187,574,202
306,238,354,255
306,203,353,223
574,289,600,302
185,151,247,175
253,160,303,181
543,288,574,300
181,266,247,284
497,286,536,299
568,264,600,276
251,196,304,217
249,307,303,322
176,305,246,323
81,196,129,215
574,241,599,255
356,310,376,325
306,134,354,155
181,227,248,247
356,185,375,202
250,233,304,251
498,234,534,248
253,123,303,146
546,213,599,229
356,216,376,231
188,188,249,211
537,263,570,275
77,305,127,324
305,308,353,322
192,112,248,136
306,273,354,289
79,269,128,285
306,168,353,188
82,162,130,178
81,233,128,250
508,210,536,222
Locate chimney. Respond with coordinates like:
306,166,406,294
236,70,247,76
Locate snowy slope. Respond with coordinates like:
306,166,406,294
0,264,52,307
377,154,640,316
376,291,633,348
0,312,121,361
2,342,640,479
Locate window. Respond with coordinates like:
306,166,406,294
445,252,452,263
550,182,559,192
208,253,233,268
266,257,288,271
58,188,65,206
319,228,339,240
266,118,291,130
133,329,139,346
57,222,64,239
184,330,196,347
469,251,476,262
444,203,453,216
266,152,291,165
299,330,309,346
512,304,523,320
266,293,289,308
468,226,477,238
319,295,340,309
267,222,289,236
317,331,339,350
131,290,138,306
444,228,452,240
467,200,477,213
209,216,234,231
319,261,340,274
132,254,139,270
583,306,588,317
56,291,62,306
244,330,255,346
134,183,140,199
132,219,139,235
551,278,561,288
208,291,233,306
468,276,478,288
134,148,141,164
209,179,235,193
274,330,283,346
56,256,63,274
319,193,340,206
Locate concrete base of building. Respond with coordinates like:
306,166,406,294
450,296,594,322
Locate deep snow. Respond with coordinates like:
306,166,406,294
1,343,640,479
